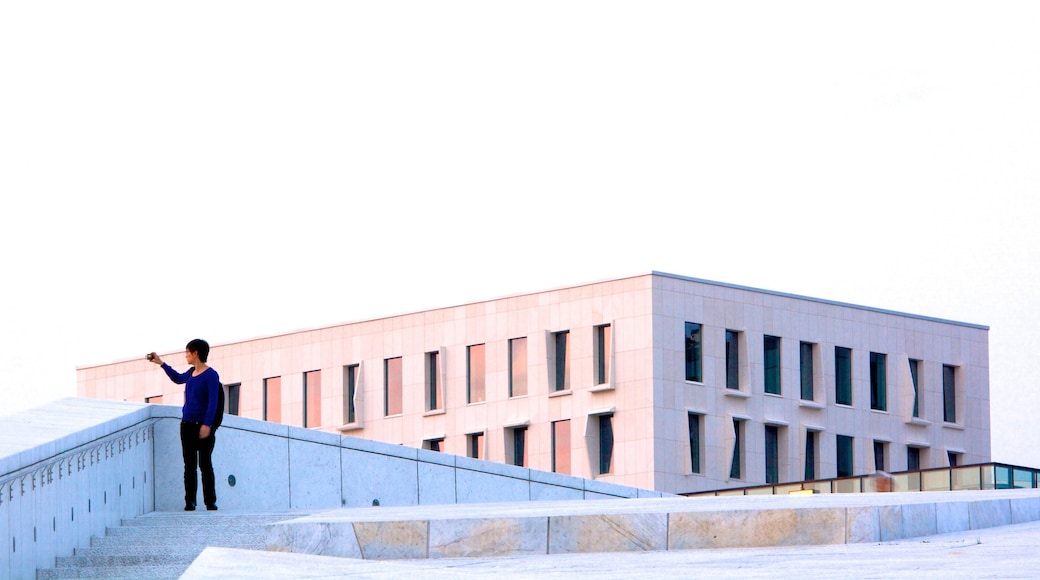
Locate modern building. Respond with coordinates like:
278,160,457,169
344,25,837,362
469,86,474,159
76,272,991,495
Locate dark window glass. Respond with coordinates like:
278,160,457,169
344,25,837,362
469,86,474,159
226,383,240,416
468,433,484,459
685,322,703,382
509,338,528,397
426,352,441,411
800,342,814,400
344,365,358,423
874,440,885,472
426,438,443,452
909,359,921,418
598,415,614,474
467,344,486,404
837,434,854,478
805,431,817,481
764,335,781,395
688,413,701,474
765,425,779,484
595,325,611,385
948,451,959,467
870,352,887,411
553,331,570,391
726,331,740,389
512,427,527,467
943,365,957,423
835,347,852,405
730,419,742,479
907,447,921,471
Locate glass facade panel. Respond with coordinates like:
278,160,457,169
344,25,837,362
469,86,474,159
263,376,281,423
835,347,852,405
467,344,486,403
553,331,570,392
837,434,853,478
385,357,403,416
685,322,703,382
943,365,957,423
598,414,614,474
509,337,528,397
552,419,571,474
303,370,321,428
870,352,887,411
595,324,611,385
765,425,779,484
800,342,814,400
764,335,781,395
726,330,740,389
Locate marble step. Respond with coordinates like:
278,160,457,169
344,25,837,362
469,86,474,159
56,553,198,568
89,532,264,550
37,563,187,579
119,513,293,527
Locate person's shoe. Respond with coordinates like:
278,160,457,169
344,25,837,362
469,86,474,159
184,504,196,511
206,504,218,511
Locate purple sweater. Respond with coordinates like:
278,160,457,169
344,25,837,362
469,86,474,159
161,363,220,426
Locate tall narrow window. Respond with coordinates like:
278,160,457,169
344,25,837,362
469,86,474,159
384,357,403,416
426,351,442,411
467,344,486,403
509,337,528,397
765,425,779,484
688,413,702,474
837,434,854,478
943,365,957,423
805,430,818,481
725,330,740,389
552,331,570,392
594,324,611,385
685,322,703,382
226,383,240,416
870,352,887,411
303,370,321,428
424,438,443,452
873,440,886,472
468,432,484,459
263,376,281,423
344,365,358,424
551,419,571,474
729,419,743,479
510,427,528,467
764,335,781,395
909,359,921,418
948,451,960,467
598,414,614,475
835,347,852,406
907,447,921,471
800,342,815,400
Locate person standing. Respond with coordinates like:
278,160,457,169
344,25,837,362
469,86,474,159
147,339,220,511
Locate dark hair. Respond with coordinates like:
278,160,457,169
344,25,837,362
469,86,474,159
186,339,210,363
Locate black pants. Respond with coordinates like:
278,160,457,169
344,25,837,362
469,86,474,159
180,421,216,508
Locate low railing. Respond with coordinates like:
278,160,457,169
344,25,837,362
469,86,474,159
683,463,1040,497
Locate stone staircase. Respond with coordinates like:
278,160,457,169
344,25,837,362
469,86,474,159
37,512,298,579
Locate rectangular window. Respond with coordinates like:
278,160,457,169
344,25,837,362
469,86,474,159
263,376,281,423
943,365,957,423
551,419,571,474
870,352,887,411
384,357,403,416
424,438,443,453
909,359,921,418
765,425,779,484
145,395,164,404
688,413,702,474
509,427,528,467
837,434,854,478
468,432,484,459
729,418,743,479
873,440,886,472
303,370,321,428
509,337,528,397
725,330,740,389
594,324,611,385
467,344,486,404
907,447,921,471
426,351,442,411
226,383,240,416
800,342,815,400
804,430,818,481
948,451,960,467
685,322,703,382
598,414,614,475
764,335,781,395
552,331,570,392
344,365,358,424
835,347,852,406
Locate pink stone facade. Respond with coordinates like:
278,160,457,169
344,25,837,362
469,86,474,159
77,272,991,494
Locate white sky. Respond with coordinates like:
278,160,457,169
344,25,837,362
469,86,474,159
2,2,1038,467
